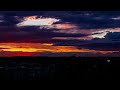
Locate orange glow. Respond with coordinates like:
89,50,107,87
24,16,37,20
53,23,78,29
0,43,117,56
0,43,92,53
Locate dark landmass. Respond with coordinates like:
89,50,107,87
0,57,119,81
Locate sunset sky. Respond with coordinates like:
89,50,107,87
0,11,120,57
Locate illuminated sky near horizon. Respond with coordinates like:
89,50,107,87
0,11,120,57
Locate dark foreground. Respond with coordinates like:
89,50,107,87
0,57,119,81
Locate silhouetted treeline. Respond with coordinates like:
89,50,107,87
0,57,119,81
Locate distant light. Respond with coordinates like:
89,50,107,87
107,60,110,62
33,73,35,77
21,66,25,68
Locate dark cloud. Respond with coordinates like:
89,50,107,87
77,42,120,51
105,32,120,40
0,19,87,43
53,32,120,52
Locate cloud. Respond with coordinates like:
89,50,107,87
2,11,120,29
16,16,60,28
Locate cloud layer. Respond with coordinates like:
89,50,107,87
0,11,120,56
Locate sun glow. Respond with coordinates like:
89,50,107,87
0,43,117,56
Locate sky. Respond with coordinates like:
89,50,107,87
0,11,120,57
